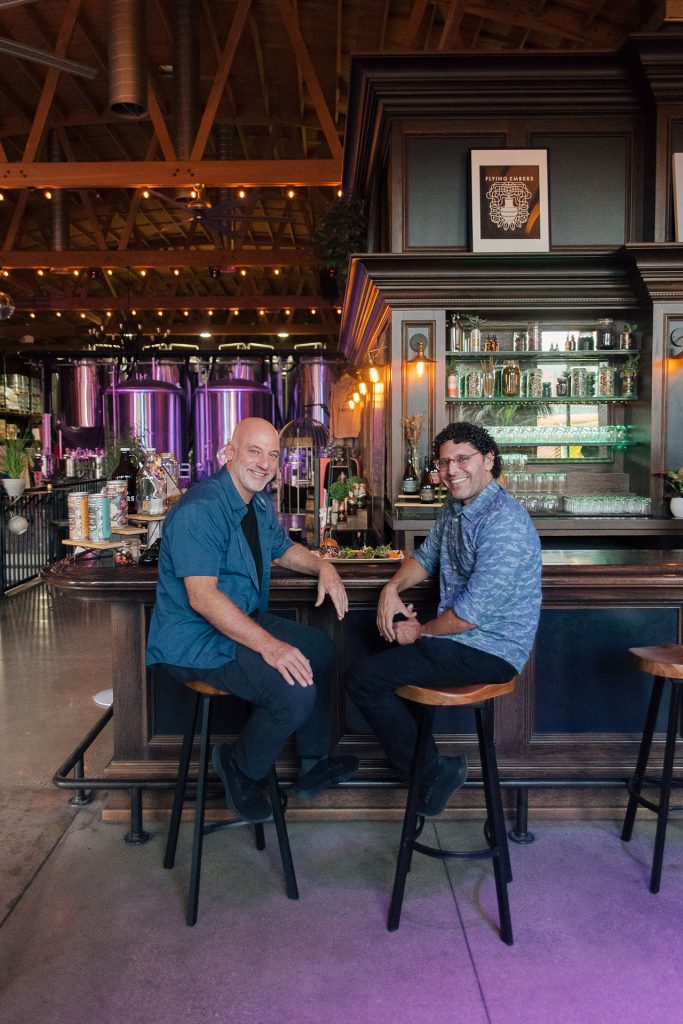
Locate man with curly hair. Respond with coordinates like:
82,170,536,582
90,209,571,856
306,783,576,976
346,420,541,816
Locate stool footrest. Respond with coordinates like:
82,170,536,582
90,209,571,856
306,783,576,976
410,838,501,863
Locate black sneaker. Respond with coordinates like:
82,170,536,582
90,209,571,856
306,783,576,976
417,756,468,817
211,743,272,823
294,755,359,801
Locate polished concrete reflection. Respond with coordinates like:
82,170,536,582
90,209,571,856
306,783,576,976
1,583,682,1024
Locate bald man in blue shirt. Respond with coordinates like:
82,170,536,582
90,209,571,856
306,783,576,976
148,417,357,822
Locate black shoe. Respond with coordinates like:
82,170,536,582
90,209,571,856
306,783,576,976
417,756,468,817
211,743,272,823
294,755,359,801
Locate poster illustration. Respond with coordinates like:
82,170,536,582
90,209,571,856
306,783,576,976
471,149,549,253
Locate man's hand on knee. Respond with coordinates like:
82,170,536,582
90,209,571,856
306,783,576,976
262,637,314,687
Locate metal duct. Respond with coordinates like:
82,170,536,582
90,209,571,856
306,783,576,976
173,0,199,165
48,132,68,253
109,0,147,119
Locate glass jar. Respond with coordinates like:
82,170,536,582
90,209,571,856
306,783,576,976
596,318,615,350
570,367,588,397
502,361,521,397
135,449,167,513
597,364,615,397
527,322,542,351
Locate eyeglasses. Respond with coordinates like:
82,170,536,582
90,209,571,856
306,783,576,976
437,454,480,470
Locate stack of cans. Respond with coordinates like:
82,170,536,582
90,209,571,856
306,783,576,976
67,491,112,541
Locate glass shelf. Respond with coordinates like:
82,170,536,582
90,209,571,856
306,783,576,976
445,350,639,361
446,396,637,404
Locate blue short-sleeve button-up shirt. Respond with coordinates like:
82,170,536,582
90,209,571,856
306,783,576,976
413,481,542,673
146,468,292,669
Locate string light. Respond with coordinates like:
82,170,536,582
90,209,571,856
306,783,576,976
369,366,380,384
359,380,367,396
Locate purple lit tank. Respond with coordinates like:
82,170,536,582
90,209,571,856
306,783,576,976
193,380,273,479
104,380,185,463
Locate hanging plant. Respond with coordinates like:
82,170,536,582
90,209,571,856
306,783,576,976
312,197,368,296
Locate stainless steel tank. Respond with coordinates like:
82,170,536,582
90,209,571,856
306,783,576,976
53,359,116,429
296,355,344,427
131,358,184,385
104,380,186,462
211,356,265,382
193,380,273,479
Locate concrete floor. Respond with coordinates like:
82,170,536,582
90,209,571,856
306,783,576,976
1,583,683,1024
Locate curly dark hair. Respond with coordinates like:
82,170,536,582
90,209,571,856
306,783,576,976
432,421,502,478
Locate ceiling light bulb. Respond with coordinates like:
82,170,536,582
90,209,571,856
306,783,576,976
173,268,180,276
359,380,367,395
240,269,247,277
80,312,86,319
142,189,150,199
29,312,35,319
337,189,343,198
273,268,280,275
238,189,246,199
284,309,291,316
208,310,214,317
157,310,163,316
44,190,52,200
369,366,380,383
348,399,355,410
287,188,295,199
310,308,317,315
353,391,360,403
0,193,4,201
56,311,61,317
140,269,147,277
183,309,189,316
131,309,137,316
37,269,44,276
107,269,113,276
259,309,265,317
73,270,79,276
200,331,212,339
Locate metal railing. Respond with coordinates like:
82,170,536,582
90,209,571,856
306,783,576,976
0,479,103,593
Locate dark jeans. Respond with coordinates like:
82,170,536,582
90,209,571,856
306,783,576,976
345,639,515,780
161,611,336,780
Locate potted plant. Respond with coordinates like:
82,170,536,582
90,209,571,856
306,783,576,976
312,197,368,298
0,436,31,497
621,322,638,349
663,468,683,518
621,352,639,398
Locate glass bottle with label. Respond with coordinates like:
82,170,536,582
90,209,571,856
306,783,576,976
596,318,615,350
502,360,521,397
402,450,419,494
447,312,463,353
111,446,138,513
419,457,435,503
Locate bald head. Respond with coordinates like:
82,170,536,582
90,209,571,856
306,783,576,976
224,417,280,502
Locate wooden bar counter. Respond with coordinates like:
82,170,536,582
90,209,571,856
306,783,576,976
42,549,683,820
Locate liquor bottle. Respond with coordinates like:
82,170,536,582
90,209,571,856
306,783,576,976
402,453,419,494
447,311,463,352
419,457,435,503
111,446,138,513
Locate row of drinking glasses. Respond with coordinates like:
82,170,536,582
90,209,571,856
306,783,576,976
490,425,629,445
505,472,567,496
564,495,651,516
517,495,563,513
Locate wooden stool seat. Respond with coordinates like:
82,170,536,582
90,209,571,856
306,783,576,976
164,678,298,925
629,645,683,678
622,644,683,893
389,677,516,945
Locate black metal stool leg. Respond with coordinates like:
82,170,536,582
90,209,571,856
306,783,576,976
476,702,513,945
622,676,664,842
267,769,299,900
254,822,266,850
186,695,213,926
164,692,201,869
650,682,681,894
388,705,434,932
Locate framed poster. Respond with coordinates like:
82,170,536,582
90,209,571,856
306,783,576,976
471,149,549,253
674,153,683,243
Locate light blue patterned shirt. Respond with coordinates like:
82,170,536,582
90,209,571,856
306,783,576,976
413,480,542,672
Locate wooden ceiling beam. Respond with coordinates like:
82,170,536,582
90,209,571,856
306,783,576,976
0,159,341,189
274,0,343,161
0,249,317,269
190,0,253,160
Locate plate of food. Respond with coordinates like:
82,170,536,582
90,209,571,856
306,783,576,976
319,538,404,562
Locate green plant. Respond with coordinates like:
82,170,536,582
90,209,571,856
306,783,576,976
622,353,640,374
311,198,368,293
0,437,30,478
664,470,683,497
465,314,487,329
446,356,458,375
623,322,638,335
328,475,359,503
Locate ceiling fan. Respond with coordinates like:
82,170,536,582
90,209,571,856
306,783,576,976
144,184,295,237
0,1,97,79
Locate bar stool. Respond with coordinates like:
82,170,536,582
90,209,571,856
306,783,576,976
164,680,299,925
621,645,683,893
388,679,516,946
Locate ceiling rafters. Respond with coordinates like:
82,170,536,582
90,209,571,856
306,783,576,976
190,0,253,161
274,0,343,161
437,0,467,50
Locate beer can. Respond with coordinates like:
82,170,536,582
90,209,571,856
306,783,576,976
68,491,90,540
104,480,128,529
88,494,111,541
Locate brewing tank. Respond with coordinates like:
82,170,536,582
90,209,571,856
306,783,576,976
104,380,185,462
211,356,265,382
296,355,344,427
130,358,184,385
193,380,273,479
53,359,116,429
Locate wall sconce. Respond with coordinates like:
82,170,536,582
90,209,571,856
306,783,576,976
409,333,434,378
